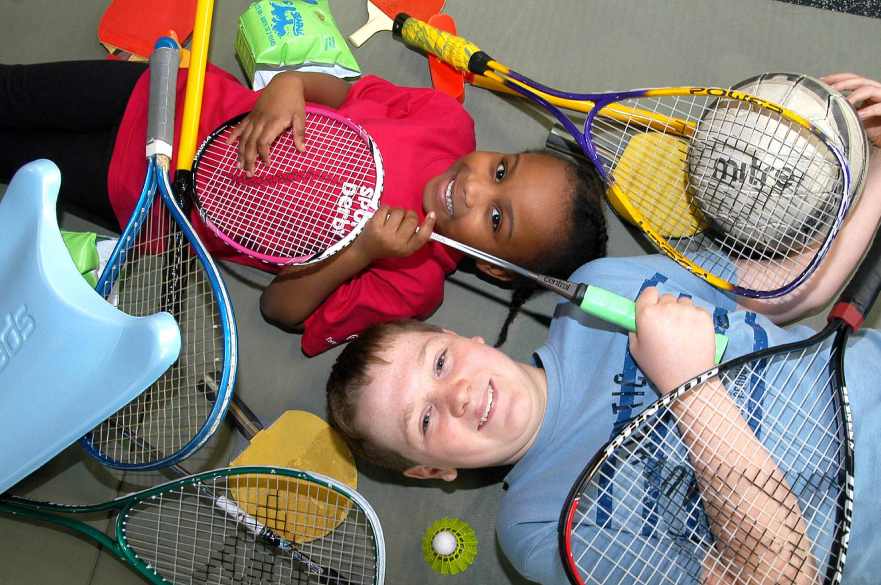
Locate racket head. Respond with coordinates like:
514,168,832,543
83,167,237,470
1,466,385,585
123,467,384,585
391,16,852,297
574,85,853,298
192,106,383,266
558,325,854,585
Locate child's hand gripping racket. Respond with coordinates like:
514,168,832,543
392,14,855,300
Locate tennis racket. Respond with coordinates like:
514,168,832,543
392,14,853,299
84,34,237,470
191,108,728,360
0,466,385,585
556,239,881,584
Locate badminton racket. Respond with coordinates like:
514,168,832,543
392,14,853,299
83,33,236,470
191,109,727,360
556,236,881,585
0,466,385,585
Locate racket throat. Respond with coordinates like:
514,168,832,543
537,278,587,305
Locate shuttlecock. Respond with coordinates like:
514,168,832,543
422,517,478,575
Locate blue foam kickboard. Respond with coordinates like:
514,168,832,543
0,160,181,494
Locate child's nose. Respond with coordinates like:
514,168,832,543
447,380,469,418
462,175,489,210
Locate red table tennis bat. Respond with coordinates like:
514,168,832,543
426,13,465,102
98,0,195,64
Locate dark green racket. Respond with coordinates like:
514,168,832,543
0,466,385,585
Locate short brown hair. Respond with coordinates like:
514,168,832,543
326,319,444,471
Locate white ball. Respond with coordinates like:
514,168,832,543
687,73,867,258
432,530,458,556
735,73,868,201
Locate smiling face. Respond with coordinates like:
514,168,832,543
352,329,548,479
422,151,573,267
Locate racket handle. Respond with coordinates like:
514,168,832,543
580,286,728,363
832,230,881,330
146,36,180,160
392,13,487,73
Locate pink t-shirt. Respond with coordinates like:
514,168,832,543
108,70,475,356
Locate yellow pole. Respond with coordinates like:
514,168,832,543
176,0,215,172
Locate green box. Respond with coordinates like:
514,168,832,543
236,0,360,89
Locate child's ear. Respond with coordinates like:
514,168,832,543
475,259,514,282
403,465,458,482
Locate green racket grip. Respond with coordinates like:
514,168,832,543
581,286,728,364
392,13,483,73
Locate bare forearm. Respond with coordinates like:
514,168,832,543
260,245,370,329
270,71,350,108
673,382,817,585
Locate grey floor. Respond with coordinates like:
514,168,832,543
2,1,881,584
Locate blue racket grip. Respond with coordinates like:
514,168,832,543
147,36,180,158
581,286,729,364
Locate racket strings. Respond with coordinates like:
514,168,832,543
121,473,380,584
90,197,224,466
567,339,847,584
194,112,380,264
587,93,845,294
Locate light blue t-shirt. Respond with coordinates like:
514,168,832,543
496,254,881,585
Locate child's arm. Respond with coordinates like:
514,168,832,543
629,289,817,585
228,71,350,174
739,74,881,323
260,207,437,331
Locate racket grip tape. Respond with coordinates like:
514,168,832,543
393,13,489,74
580,286,728,363
146,36,180,159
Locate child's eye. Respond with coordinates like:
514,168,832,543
489,207,502,232
494,160,507,182
421,406,433,435
434,349,447,376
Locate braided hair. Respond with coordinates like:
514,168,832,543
493,150,608,347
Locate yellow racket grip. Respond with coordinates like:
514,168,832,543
177,0,214,171
392,13,485,73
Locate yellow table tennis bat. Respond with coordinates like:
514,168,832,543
547,125,704,238
198,376,358,543
224,396,357,543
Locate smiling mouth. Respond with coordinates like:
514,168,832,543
443,178,455,216
478,381,495,430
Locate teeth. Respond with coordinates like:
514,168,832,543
479,383,494,427
444,179,455,216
